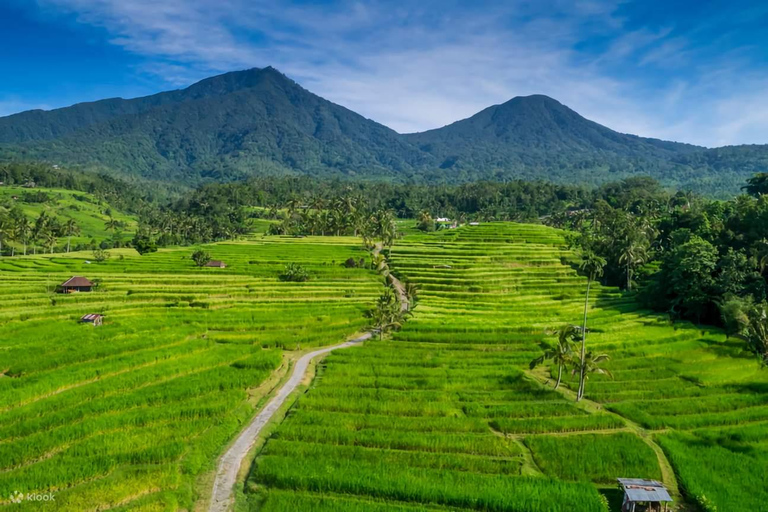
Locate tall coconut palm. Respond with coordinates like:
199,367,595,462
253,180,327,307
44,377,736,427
15,217,31,256
43,229,57,254
577,250,606,401
0,209,9,256
530,325,578,389
618,233,649,291
64,218,80,253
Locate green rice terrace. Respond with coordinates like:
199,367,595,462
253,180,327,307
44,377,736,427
0,223,766,512
0,237,380,511
245,223,768,512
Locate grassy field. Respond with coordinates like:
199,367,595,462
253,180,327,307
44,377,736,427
0,185,139,250
0,237,381,510
245,223,768,512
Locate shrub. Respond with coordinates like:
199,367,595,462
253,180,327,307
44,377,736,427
92,248,110,263
133,234,158,255
279,263,310,282
191,250,211,267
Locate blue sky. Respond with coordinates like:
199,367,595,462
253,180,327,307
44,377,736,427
1,0,767,147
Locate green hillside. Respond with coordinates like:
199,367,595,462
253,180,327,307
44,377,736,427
0,185,138,253
1,68,766,195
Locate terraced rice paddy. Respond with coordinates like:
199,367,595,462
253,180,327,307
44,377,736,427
247,223,768,512
0,237,380,510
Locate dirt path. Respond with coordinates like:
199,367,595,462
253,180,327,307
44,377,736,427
207,333,371,512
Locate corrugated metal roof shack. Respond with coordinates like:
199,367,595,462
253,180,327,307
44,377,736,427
618,478,673,512
80,314,104,326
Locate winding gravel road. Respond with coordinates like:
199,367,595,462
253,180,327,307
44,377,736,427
207,332,372,512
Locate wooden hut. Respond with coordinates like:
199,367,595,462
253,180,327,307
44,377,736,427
618,478,672,512
59,276,94,293
204,260,227,268
80,314,104,326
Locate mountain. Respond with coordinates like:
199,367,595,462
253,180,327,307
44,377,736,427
405,95,701,165
0,67,766,195
0,67,431,183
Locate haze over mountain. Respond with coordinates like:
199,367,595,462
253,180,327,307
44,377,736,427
0,67,765,195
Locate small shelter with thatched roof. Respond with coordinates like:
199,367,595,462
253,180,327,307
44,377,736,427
204,260,227,268
618,478,672,512
80,314,104,326
59,276,94,293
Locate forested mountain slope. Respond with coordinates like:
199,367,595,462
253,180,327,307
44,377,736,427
1,67,766,194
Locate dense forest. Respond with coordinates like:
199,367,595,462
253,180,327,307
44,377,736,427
548,174,768,364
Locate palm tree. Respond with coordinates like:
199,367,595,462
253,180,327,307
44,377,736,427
64,218,80,253
575,351,613,393
43,230,57,254
0,209,9,256
530,325,578,389
105,216,120,232
403,281,419,310
371,251,389,277
32,212,50,255
15,217,31,256
369,288,406,340
377,210,398,248
618,234,649,291
577,250,606,401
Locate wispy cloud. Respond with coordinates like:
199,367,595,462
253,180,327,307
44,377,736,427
31,0,768,146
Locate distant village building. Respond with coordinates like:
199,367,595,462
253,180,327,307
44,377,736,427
204,260,227,268
435,217,451,222
618,479,672,512
469,222,480,226
80,314,104,326
59,276,94,293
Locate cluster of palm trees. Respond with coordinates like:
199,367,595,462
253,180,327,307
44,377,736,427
268,193,398,247
367,245,418,339
559,202,654,292
531,249,611,401
0,207,80,256
138,208,249,246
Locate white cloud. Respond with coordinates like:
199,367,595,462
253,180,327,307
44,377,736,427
30,0,768,146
